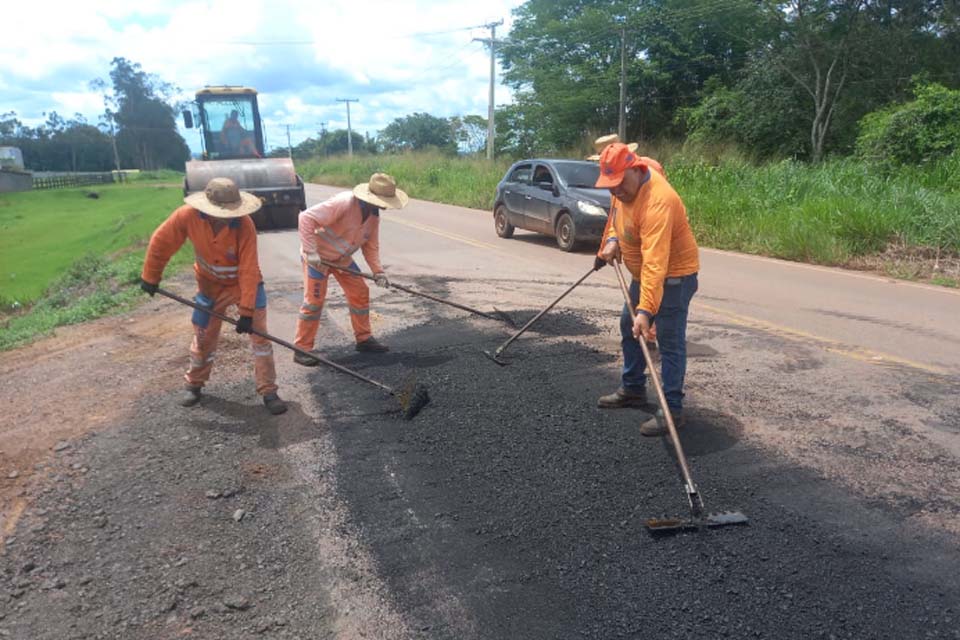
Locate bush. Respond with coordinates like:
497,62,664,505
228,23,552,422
856,83,960,167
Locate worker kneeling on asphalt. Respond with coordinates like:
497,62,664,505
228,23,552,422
139,177,288,415
594,143,699,437
293,172,409,365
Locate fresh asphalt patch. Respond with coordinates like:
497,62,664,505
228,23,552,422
315,310,960,640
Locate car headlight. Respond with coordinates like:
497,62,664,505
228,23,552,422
577,200,607,216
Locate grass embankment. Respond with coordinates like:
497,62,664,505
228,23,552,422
299,154,511,210
300,151,960,286
0,177,190,350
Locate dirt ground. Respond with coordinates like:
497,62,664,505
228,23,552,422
0,265,958,639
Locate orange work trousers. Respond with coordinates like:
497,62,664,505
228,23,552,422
186,280,278,396
294,259,371,351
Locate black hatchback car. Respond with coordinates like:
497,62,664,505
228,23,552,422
493,159,611,251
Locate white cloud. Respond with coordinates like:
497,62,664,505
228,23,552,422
1,0,523,153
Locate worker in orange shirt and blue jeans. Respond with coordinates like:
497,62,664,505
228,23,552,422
594,143,700,436
140,177,287,415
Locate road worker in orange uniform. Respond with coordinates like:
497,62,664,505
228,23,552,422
139,177,287,415
594,143,699,437
589,134,666,348
293,173,409,365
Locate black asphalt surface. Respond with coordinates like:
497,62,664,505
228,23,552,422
315,310,960,640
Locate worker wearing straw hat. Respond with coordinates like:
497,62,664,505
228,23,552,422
293,172,409,365
140,177,287,415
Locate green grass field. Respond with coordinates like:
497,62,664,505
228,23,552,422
0,178,191,351
0,182,184,304
300,151,960,279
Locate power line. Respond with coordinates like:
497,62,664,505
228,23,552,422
219,21,504,46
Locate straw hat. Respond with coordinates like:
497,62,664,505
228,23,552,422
185,177,261,218
586,133,638,161
353,173,409,209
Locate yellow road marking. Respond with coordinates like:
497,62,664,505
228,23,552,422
698,303,951,376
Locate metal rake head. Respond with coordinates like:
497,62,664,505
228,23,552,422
645,511,749,535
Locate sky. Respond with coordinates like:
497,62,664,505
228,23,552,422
0,0,525,154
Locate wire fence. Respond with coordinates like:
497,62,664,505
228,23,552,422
32,173,116,190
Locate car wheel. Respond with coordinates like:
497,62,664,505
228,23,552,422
555,212,577,252
495,205,515,239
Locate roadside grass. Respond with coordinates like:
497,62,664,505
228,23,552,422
0,247,191,351
298,152,511,210
125,169,185,184
0,183,184,304
0,181,189,351
300,151,960,280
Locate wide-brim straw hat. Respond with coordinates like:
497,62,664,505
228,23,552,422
587,134,638,161
185,177,261,218
354,172,409,209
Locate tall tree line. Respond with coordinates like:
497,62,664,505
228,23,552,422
497,0,960,161
1,58,188,172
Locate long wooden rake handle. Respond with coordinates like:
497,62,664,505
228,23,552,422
319,259,507,324
493,266,596,357
155,287,395,396
611,261,703,514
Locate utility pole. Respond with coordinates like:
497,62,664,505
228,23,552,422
618,26,627,141
285,124,293,158
474,19,504,160
109,122,122,181
337,98,359,157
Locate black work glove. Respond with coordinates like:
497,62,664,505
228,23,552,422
593,256,607,271
140,278,159,296
235,315,254,334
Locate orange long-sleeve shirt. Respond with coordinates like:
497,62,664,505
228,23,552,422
298,191,382,273
141,205,263,315
603,169,699,316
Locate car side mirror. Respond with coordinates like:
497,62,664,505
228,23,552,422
182,110,194,129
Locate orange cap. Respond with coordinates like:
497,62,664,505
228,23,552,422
595,142,646,188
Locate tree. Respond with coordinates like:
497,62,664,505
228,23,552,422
450,115,488,154
856,82,960,166
759,0,869,162
378,113,456,153
499,0,766,150
92,58,189,170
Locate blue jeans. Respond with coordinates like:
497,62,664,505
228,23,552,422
620,273,698,411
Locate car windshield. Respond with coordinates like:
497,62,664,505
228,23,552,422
552,161,601,188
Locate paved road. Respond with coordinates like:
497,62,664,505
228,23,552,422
260,183,960,376
247,184,960,638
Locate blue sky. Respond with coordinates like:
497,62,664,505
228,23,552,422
0,0,524,154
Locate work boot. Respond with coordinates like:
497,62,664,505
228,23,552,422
263,393,288,415
597,387,650,409
640,408,686,437
293,350,321,367
355,337,389,353
179,386,202,407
